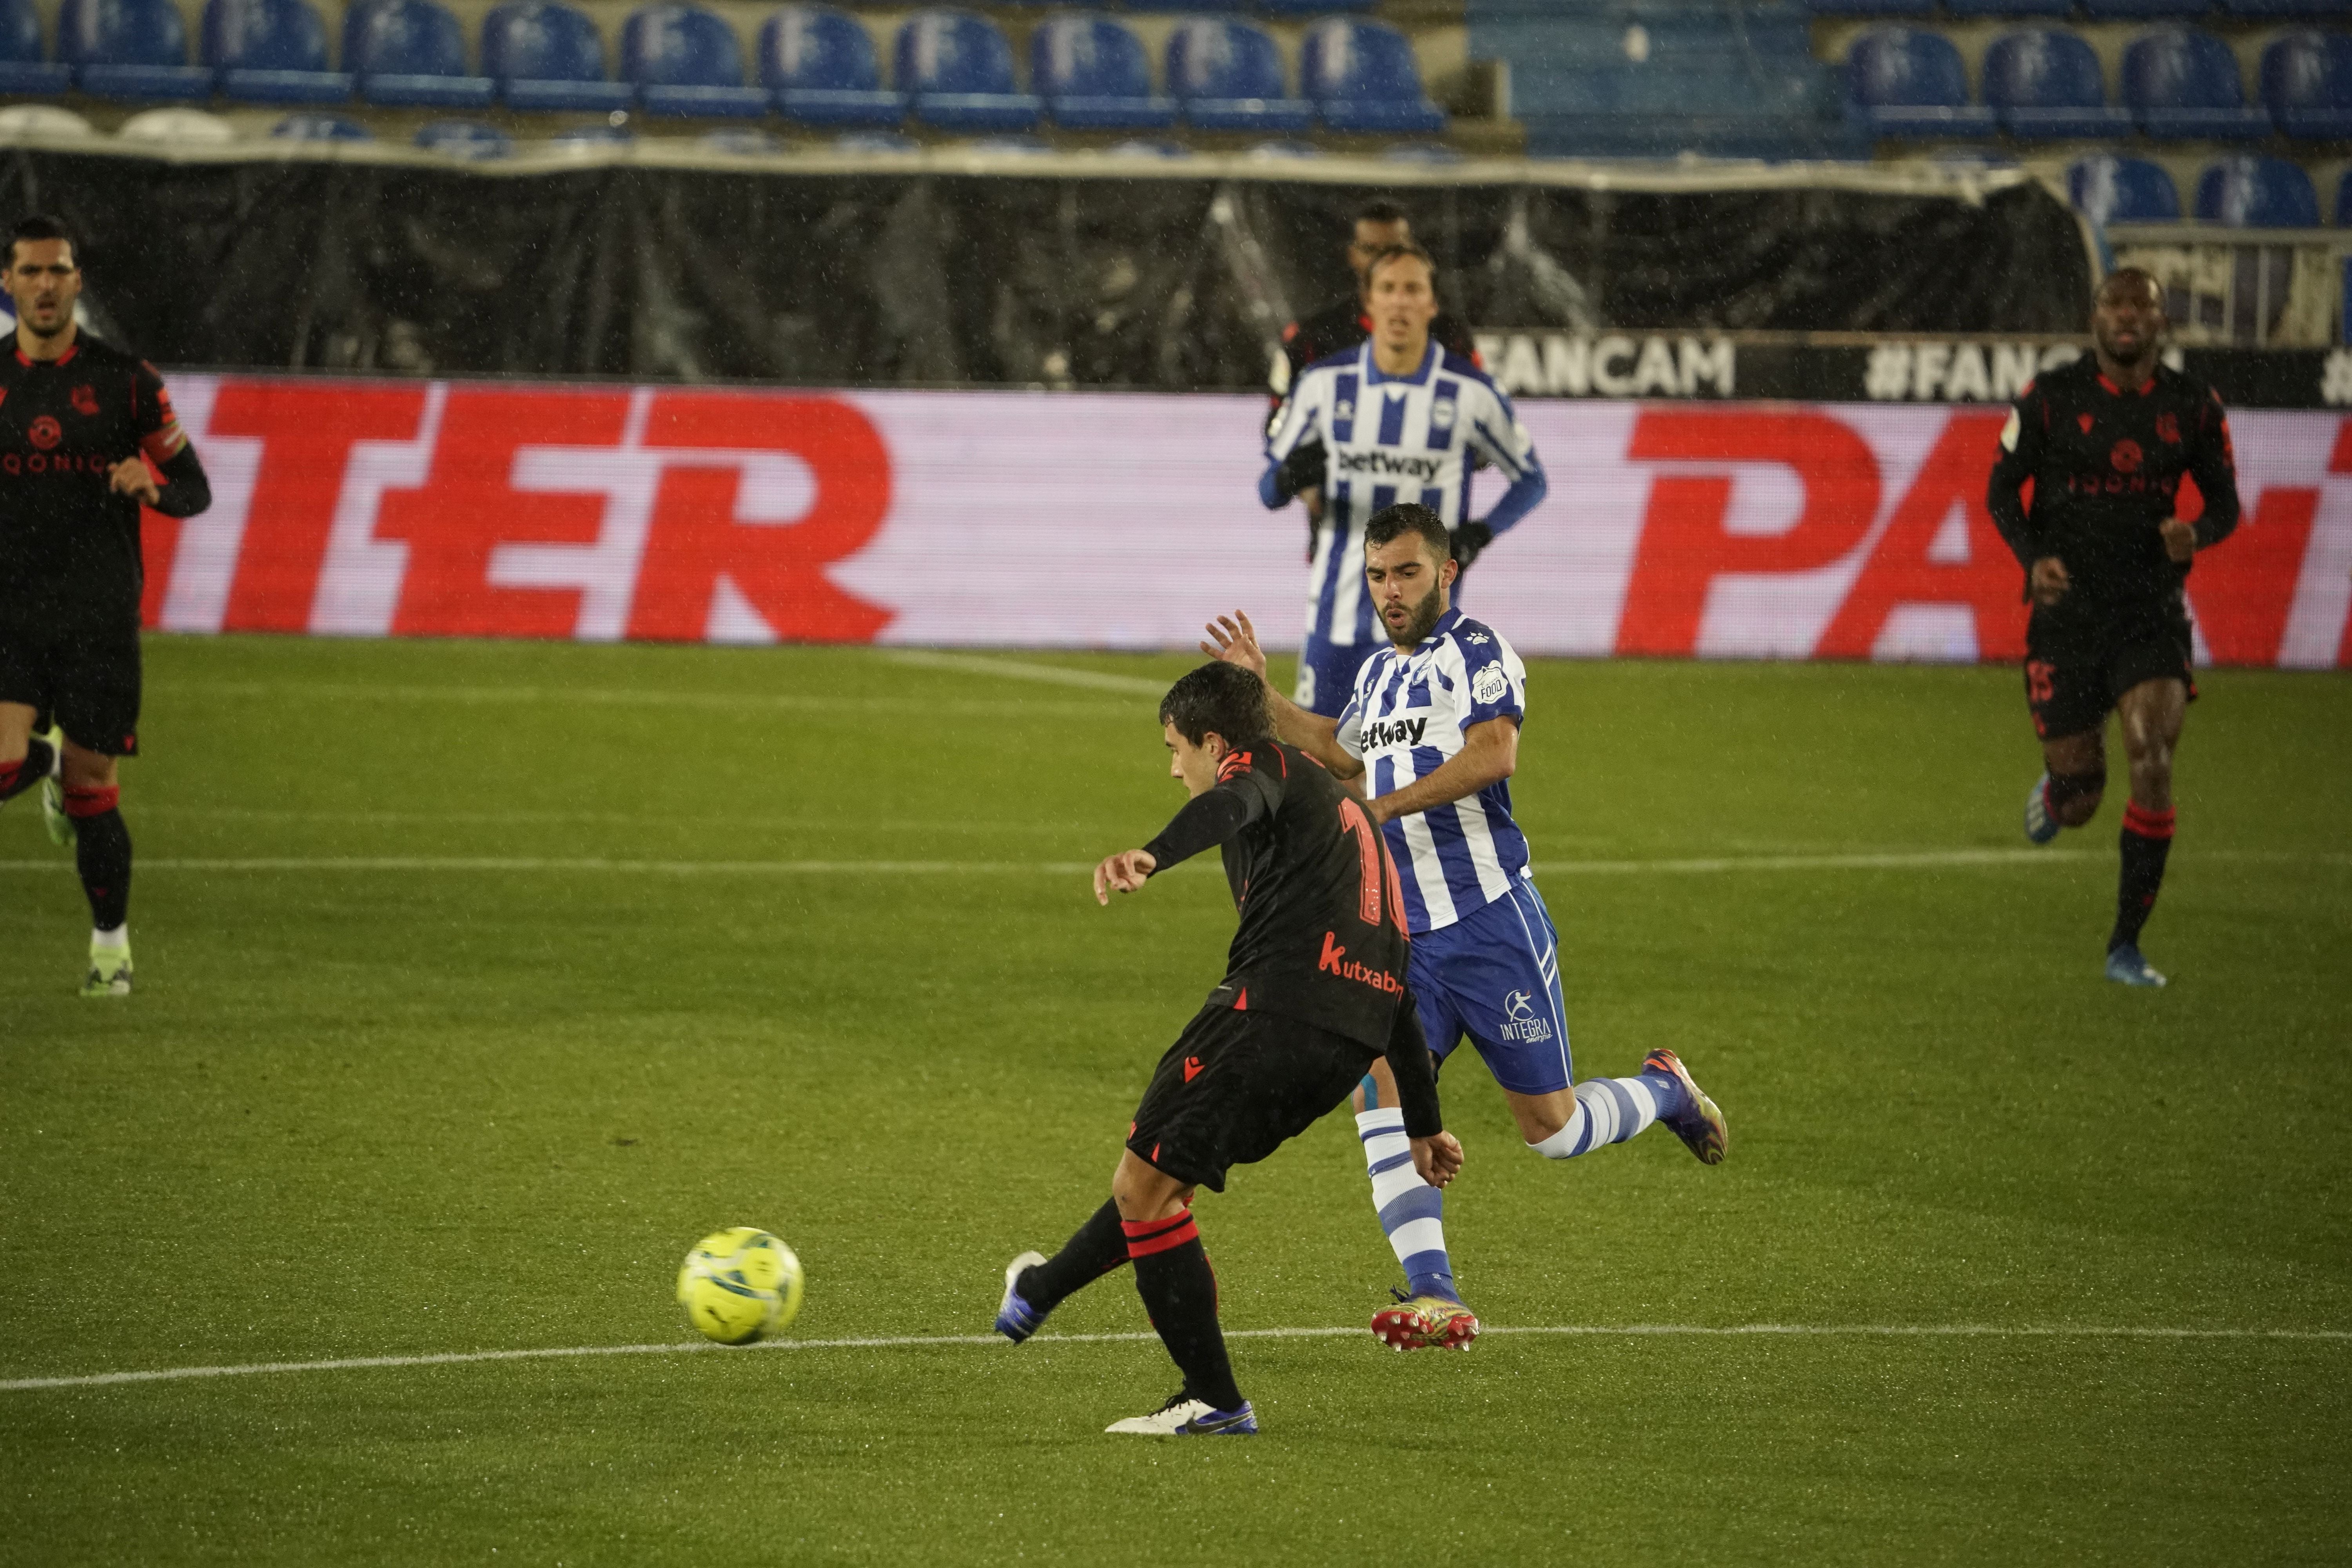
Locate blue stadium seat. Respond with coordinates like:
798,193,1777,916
414,116,512,156
60,0,215,98
1804,0,1936,18
1165,18,1310,133
623,5,766,116
2080,0,2211,17
1033,15,1172,130
1845,28,1998,138
270,108,368,136
347,0,492,108
761,6,902,127
1300,18,1445,134
2261,31,2352,138
483,1,631,111
2195,155,2320,226
1946,0,2072,15
2068,154,2184,223
1122,0,1241,12
1984,29,2133,137
895,11,1038,131
1258,0,1375,14
0,0,72,93
205,0,351,103
2123,27,2270,138
2067,154,2182,222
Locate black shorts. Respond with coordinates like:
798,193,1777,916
0,618,142,756
2024,601,2195,742
1126,1002,1376,1193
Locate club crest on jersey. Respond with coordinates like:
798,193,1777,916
2110,438,2143,474
70,384,96,416
2156,411,2180,444
1471,664,1509,705
1431,398,1457,430
1499,989,1554,1043
1335,399,1355,423
28,414,60,450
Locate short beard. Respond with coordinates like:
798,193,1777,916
2094,325,2157,374
1389,585,1446,648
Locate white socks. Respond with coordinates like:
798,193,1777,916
1528,1077,1664,1160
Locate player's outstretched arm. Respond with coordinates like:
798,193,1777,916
1093,849,1157,905
1199,612,1361,780
1364,715,1516,826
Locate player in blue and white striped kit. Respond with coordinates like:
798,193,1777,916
1203,503,1729,1352
1260,242,1546,719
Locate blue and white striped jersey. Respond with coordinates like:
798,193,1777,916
1264,341,1542,648
1336,608,1531,935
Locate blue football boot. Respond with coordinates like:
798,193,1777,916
2105,944,2167,987
2024,773,2061,845
994,1251,1049,1343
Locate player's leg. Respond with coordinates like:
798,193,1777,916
50,629,142,996
0,700,58,804
1354,965,1464,1323
1100,1149,1255,1434
2105,674,2188,986
2022,621,2111,842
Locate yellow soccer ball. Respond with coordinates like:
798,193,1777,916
676,1226,805,1345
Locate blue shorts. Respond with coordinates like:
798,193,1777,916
1294,633,1378,719
1407,876,1574,1096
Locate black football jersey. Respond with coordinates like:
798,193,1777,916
1143,740,1410,1051
1987,356,2241,615
0,334,191,630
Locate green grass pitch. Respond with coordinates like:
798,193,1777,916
2,634,2347,1565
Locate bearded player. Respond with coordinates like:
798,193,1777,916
1989,268,2239,987
1204,504,1726,1352
0,215,211,995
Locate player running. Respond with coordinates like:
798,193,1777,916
0,214,211,996
1988,268,2240,987
1260,241,1545,719
993,660,1463,1435
1203,503,1726,1352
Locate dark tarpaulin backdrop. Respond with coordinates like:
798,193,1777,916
1,148,2091,388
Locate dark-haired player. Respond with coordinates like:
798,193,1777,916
1205,503,1725,1353
0,214,211,995
993,660,1463,1436
1988,268,2239,987
1270,200,1482,418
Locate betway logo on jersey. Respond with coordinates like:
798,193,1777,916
1318,933,1402,994
1358,716,1427,751
1332,449,1446,483
1475,332,1734,399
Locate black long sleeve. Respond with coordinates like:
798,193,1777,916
1988,393,2045,571
1141,772,1273,872
2187,392,2240,551
1383,993,1444,1139
150,442,211,519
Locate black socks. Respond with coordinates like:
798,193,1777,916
2111,801,2175,953
1123,1211,1243,1413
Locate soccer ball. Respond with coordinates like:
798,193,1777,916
676,1227,804,1345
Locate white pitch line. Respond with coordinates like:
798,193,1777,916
880,649,1170,695
7,1321,2346,1393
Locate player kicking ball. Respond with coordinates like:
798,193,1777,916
1204,503,1727,1353
993,661,1461,1436
1989,268,2240,987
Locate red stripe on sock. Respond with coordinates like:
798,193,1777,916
64,784,120,819
0,760,19,793
2122,802,2176,840
1122,1217,1200,1258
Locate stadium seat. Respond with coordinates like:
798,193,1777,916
348,0,492,108
2261,31,2352,139
623,5,767,117
895,11,1039,131
1845,28,1998,138
761,6,902,128
1121,0,1242,13
1803,0,1936,18
2080,0,2212,17
60,0,216,98
2194,154,2320,226
1258,0,1376,14
1165,18,1311,133
414,116,511,156
2067,153,2182,222
1033,15,1173,130
270,109,370,136
1984,29,2134,138
2123,27,2271,138
1944,0,2073,16
483,1,632,111
1300,19,1445,134
0,0,73,94
205,0,352,103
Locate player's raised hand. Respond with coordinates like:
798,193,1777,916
2030,556,2071,605
2160,517,2197,563
1093,849,1156,905
1199,612,1268,679
107,456,160,507
1412,1132,1463,1189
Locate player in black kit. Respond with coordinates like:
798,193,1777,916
1986,268,2239,988
0,215,211,996
991,660,1463,1436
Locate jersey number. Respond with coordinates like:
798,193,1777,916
1336,797,1409,935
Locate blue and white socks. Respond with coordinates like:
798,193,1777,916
1528,1071,1689,1159
1356,1107,1458,1302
